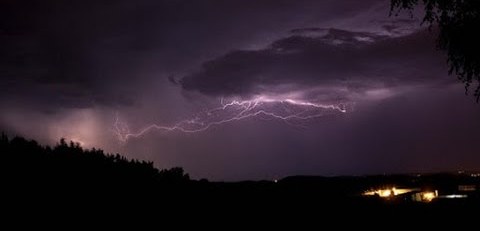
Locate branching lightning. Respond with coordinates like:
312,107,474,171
114,96,351,143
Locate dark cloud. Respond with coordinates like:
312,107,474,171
373,18,420,35
0,0,385,111
1,0,479,180
180,27,446,100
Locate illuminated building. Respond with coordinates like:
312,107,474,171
410,191,438,202
458,185,476,192
363,187,417,198
363,187,438,202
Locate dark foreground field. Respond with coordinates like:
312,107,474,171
2,135,478,223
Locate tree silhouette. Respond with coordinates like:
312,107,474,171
0,134,190,193
391,0,480,101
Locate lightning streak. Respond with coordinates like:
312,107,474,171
114,96,351,143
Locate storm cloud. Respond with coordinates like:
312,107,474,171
0,0,385,110
180,27,447,101
1,0,479,180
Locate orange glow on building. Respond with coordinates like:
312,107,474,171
363,187,416,197
421,191,437,202
363,187,439,202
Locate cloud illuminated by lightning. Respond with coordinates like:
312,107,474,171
114,96,352,143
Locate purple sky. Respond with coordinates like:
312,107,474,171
1,0,479,180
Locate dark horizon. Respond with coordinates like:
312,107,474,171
3,132,480,182
1,0,480,181
3,131,479,221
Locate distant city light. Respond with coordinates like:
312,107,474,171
441,194,468,199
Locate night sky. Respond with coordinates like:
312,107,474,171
1,0,479,180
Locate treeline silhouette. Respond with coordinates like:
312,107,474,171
1,134,190,195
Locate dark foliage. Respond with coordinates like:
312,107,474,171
391,0,480,101
0,133,189,194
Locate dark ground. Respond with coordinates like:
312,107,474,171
1,135,478,224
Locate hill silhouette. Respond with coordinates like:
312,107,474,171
1,133,194,211
1,133,478,221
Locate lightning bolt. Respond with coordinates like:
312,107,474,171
114,96,351,143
